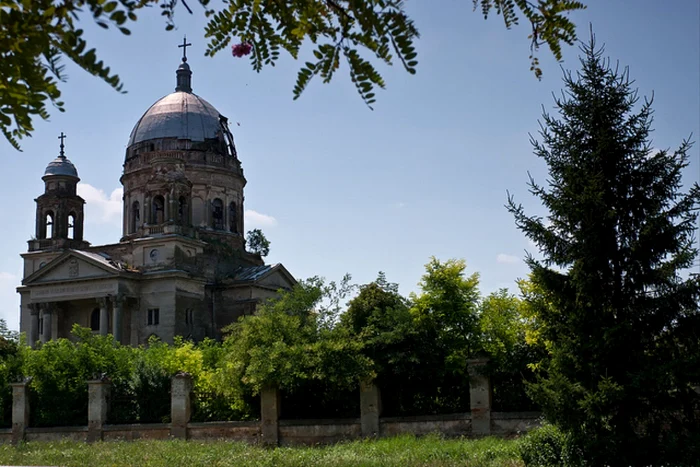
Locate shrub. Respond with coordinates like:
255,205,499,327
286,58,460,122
518,424,582,467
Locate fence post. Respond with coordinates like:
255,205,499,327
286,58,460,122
260,386,280,446
467,357,492,436
11,379,30,445
87,376,111,442
360,380,381,438
170,372,192,439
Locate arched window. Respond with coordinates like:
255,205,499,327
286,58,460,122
131,201,140,233
212,198,224,230
90,308,100,331
67,212,76,239
229,202,237,233
178,196,187,224
152,195,165,224
45,211,54,239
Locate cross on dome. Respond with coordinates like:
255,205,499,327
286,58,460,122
178,36,192,62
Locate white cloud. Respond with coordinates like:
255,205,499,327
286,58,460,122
496,253,520,264
394,202,407,209
245,209,278,229
78,183,123,225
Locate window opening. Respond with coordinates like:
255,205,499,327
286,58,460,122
148,308,160,326
90,308,100,331
212,198,224,230
131,201,140,233
152,196,165,224
67,212,76,239
45,212,54,239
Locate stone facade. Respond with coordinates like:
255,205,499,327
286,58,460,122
17,55,296,347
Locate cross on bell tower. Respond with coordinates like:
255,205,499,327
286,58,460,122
58,132,66,158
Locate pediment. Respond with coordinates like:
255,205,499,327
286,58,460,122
255,264,297,290
24,250,122,285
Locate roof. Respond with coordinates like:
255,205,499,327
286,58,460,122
231,264,274,282
127,91,223,147
44,155,79,178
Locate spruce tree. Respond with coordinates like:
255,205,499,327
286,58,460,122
508,36,700,465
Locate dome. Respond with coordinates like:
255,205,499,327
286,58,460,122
127,92,223,147
44,155,78,178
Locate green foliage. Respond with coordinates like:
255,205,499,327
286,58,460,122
474,0,586,79
0,0,136,150
0,319,19,427
507,35,700,465
0,436,522,467
411,257,481,373
478,288,542,411
22,325,135,426
2,0,587,150
245,228,271,257
219,276,372,404
518,424,581,467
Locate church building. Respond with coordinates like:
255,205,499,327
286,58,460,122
16,45,296,347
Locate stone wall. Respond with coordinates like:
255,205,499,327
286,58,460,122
6,361,542,445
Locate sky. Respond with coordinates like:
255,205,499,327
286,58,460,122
0,1,698,330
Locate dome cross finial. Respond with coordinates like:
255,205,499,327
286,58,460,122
58,132,66,158
178,36,192,62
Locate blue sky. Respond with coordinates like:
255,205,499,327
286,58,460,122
0,0,698,330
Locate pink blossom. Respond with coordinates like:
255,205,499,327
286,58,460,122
232,42,253,58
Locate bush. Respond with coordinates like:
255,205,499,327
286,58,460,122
518,424,582,467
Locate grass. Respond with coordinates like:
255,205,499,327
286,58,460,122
0,435,523,466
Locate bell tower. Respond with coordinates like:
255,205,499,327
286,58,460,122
28,133,89,252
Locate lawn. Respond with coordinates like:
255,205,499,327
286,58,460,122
0,435,523,466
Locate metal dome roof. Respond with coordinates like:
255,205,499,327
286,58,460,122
127,92,223,148
44,155,79,178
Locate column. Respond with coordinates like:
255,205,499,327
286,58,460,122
144,194,151,225
467,357,492,436
40,303,52,344
28,304,39,348
165,192,171,222
111,295,123,343
98,297,109,336
170,372,192,439
11,380,30,445
260,386,280,446
360,380,381,438
87,377,111,442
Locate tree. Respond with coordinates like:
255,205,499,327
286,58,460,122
245,228,270,257
218,276,371,418
478,287,545,411
507,35,700,465
1,0,586,150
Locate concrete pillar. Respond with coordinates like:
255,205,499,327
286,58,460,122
98,297,109,336
87,377,111,442
40,304,52,344
170,372,192,439
11,380,30,445
467,357,492,436
111,295,123,343
260,386,280,446
360,380,381,438
28,305,39,348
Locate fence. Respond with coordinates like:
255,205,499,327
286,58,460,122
3,359,541,446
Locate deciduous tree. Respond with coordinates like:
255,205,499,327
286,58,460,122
1,0,586,149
